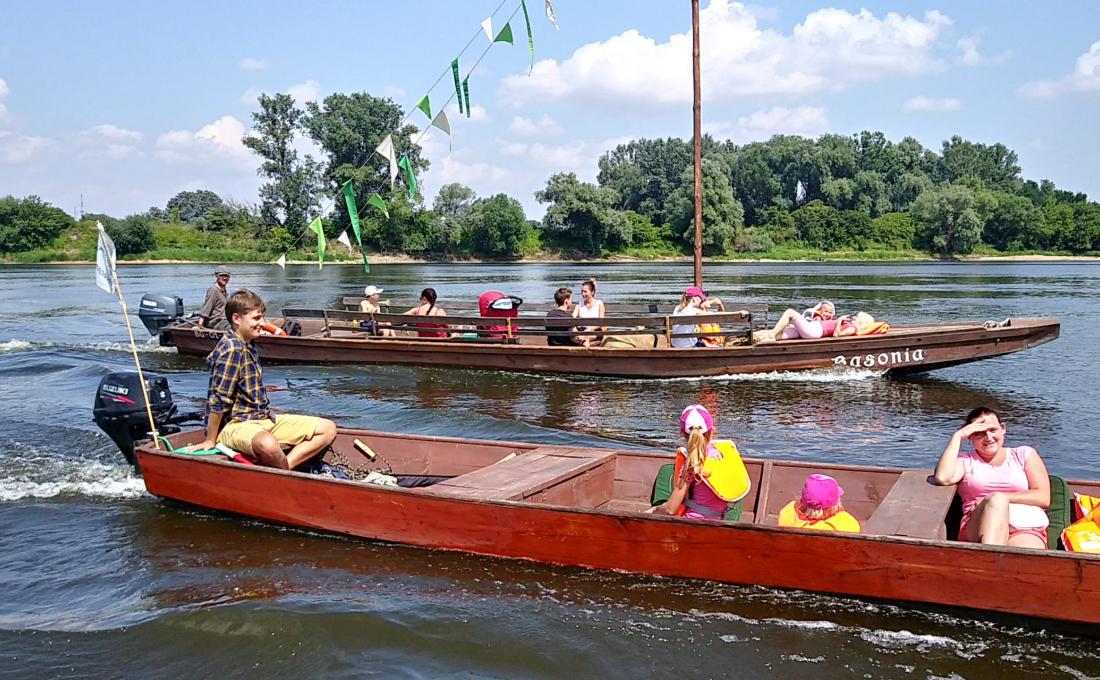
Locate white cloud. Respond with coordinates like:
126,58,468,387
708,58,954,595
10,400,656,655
154,115,254,168
76,124,144,159
901,96,961,113
956,34,1010,67
238,58,268,72
0,130,51,163
1020,40,1100,98
382,85,407,99
704,106,829,142
287,80,321,104
239,88,261,106
445,104,489,123
501,1,952,107
509,114,563,137
0,78,52,163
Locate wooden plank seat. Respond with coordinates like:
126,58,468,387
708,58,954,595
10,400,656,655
862,470,957,539
427,446,617,501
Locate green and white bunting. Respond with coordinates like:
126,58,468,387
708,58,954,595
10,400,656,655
481,16,494,42
368,193,389,220
416,95,432,119
431,110,452,151
398,154,417,200
308,216,326,269
521,0,534,73
494,22,514,44
374,134,397,187
461,77,471,118
342,180,371,273
451,58,463,114
545,0,559,30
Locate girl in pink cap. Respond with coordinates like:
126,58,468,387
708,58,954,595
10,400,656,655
777,474,861,532
647,404,750,521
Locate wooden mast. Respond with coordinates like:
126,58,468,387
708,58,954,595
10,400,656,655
691,0,703,287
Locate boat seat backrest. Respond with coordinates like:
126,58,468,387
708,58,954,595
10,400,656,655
862,470,956,539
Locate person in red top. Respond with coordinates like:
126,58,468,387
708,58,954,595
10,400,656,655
404,287,449,338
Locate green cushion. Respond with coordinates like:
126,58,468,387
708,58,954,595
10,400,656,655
1047,474,1071,550
650,462,743,521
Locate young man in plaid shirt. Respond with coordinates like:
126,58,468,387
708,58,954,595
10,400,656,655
185,289,337,468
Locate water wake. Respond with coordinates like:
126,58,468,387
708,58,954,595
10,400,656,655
0,440,146,502
0,337,173,354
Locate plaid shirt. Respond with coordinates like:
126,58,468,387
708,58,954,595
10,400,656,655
206,334,272,423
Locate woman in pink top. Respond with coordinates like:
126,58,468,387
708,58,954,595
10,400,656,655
933,407,1050,549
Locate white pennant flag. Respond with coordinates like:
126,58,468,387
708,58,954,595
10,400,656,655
95,221,117,294
374,134,397,187
545,0,559,30
431,111,452,152
275,253,286,269
337,230,352,249
481,16,494,42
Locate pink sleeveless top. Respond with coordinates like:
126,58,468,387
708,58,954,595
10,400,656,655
680,445,729,520
957,446,1035,525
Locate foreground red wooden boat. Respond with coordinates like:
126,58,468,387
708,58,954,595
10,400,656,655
157,311,1060,378
135,427,1100,627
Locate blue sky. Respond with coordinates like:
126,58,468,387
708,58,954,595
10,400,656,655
1,1,1098,220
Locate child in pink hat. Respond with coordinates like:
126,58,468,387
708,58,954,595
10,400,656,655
647,404,750,521
777,473,861,532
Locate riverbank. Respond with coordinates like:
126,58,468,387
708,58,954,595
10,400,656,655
6,252,1099,265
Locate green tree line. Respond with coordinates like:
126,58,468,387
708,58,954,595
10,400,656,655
3,89,1098,261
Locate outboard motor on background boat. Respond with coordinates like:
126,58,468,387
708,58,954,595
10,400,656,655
93,371,197,468
138,294,185,336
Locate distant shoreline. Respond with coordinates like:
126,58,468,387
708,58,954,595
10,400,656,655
7,253,1099,266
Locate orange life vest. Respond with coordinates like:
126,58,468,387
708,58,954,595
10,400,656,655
1063,504,1100,553
259,322,286,336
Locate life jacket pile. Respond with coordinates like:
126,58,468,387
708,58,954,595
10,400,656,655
1061,492,1100,553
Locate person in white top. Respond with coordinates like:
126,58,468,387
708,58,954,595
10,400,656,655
671,286,745,348
358,285,394,336
571,278,605,347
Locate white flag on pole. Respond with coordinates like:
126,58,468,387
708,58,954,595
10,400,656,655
337,230,352,249
275,253,286,269
481,16,494,41
95,221,116,294
545,0,559,29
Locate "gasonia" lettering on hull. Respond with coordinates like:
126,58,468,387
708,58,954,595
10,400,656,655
832,348,925,369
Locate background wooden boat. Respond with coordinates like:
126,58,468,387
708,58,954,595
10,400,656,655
136,428,1100,626
159,314,1060,378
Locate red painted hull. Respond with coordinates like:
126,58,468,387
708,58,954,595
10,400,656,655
136,429,1100,627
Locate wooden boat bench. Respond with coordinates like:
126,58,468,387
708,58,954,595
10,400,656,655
862,470,957,539
425,446,617,505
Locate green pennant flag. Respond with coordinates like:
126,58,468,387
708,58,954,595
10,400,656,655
461,77,471,118
521,0,534,74
398,154,417,200
368,193,389,220
494,22,513,44
308,216,326,269
451,58,464,114
416,94,432,119
341,180,363,248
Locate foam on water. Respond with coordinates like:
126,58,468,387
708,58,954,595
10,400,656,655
0,337,172,354
0,441,147,502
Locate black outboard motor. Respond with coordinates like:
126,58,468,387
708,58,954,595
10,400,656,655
93,371,198,468
138,294,185,336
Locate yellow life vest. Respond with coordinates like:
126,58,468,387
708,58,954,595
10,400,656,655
693,321,724,347
674,440,751,504
777,500,861,533
1062,505,1100,553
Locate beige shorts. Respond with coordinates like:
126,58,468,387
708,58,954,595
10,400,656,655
218,414,323,455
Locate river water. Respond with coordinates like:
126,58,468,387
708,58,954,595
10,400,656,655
1,261,1098,679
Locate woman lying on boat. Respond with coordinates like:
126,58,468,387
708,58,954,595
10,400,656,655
933,407,1050,549
645,405,750,520
757,300,840,342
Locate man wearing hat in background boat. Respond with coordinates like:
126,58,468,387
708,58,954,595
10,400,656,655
359,285,395,337
197,266,232,331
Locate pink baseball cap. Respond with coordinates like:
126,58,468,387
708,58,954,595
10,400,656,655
680,404,713,434
684,286,707,300
800,474,843,510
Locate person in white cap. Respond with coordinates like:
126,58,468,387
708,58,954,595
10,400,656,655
359,285,394,336
198,266,232,330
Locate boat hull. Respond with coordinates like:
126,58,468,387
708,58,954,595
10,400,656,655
136,429,1100,627
162,317,1060,378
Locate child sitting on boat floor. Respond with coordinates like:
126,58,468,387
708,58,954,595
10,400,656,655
777,474,861,532
646,404,751,520
183,289,337,469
